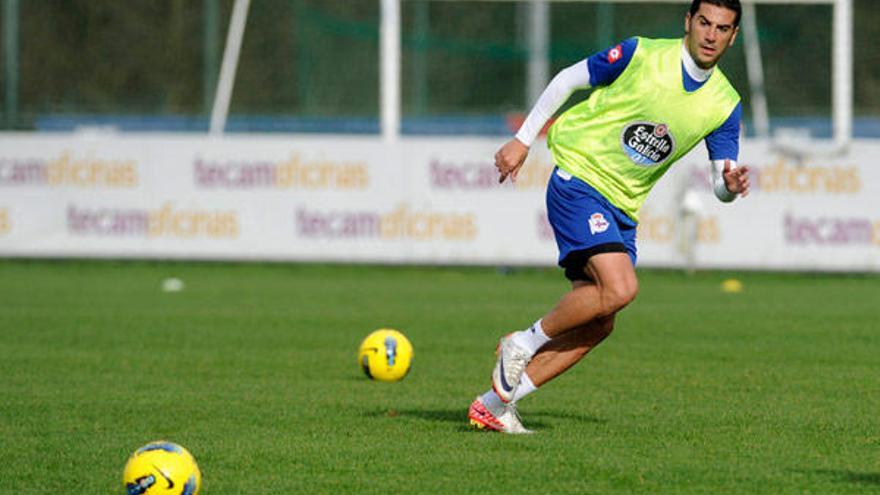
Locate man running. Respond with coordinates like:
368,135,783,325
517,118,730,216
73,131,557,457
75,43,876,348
468,0,751,434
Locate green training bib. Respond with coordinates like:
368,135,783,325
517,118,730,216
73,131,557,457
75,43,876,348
547,37,740,221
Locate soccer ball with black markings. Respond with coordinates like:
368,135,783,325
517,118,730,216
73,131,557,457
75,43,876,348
122,441,201,495
358,329,413,382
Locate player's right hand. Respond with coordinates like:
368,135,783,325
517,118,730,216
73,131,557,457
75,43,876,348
494,139,529,184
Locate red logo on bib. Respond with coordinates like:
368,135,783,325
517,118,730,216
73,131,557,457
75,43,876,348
608,44,623,64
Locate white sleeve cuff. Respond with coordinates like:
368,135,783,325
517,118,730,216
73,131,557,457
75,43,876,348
515,61,591,146
711,159,737,202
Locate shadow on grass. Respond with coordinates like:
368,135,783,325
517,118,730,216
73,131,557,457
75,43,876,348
793,469,880,486
526,409,608,425
362,406,605,432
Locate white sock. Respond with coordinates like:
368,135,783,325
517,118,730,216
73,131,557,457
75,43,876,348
510,319,551,355
512,372,537,403
480,389,506,416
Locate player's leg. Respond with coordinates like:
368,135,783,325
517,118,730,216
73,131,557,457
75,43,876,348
493,252,636,401
538,168,639,338
472,275,622,433
523,307,616,387
540,251,637,338
481,281,617,406
470,313,614,433
492,167,638,403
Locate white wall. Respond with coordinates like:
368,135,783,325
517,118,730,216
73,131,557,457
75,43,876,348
1,132,878,271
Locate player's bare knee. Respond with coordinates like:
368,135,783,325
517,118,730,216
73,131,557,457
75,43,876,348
600,281,638,314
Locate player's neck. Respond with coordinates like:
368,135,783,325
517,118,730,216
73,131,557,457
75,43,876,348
681,41,713,82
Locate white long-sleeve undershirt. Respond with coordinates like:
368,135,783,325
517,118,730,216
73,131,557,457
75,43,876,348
711,159,738,202
514,62,591,147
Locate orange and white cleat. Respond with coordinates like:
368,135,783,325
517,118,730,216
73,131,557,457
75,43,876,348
468,397,506,431
468,397,534,434
497,403,534,434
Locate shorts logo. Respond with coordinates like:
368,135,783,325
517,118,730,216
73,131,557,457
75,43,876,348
588,213,609,234
621,121,675,166
608,44,623,64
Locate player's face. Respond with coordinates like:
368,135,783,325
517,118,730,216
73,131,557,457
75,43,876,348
684,2,739,69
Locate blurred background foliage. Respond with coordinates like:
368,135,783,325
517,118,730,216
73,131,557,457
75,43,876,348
1,0,877,133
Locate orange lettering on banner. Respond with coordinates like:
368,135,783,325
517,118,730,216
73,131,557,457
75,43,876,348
148,203,175,237
637,210,675,243
513,161,554,190
171,211,198,238
760,159,785,191
0,208,10,234
758,157,861,194
840,168,861,193
46,150,138,188
790,165,815,192
380,205,405,238
638,211,719,245
452,215,477,240
697,217,720,243
379,204,476,240
147,202,239,239
276,153,368,190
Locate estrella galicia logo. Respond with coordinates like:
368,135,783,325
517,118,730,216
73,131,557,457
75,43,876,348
620,121,675,166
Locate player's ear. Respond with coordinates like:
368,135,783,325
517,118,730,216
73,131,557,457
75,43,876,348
684,12,692,35
728,26,739,47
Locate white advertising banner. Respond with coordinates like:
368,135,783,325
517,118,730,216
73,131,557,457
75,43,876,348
1,132,878,271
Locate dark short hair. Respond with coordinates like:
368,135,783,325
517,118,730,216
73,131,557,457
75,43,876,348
689,0,742,27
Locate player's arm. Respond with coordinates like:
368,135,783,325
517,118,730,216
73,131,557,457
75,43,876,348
496,38,638,183
495,61,590,183
705,102,750,202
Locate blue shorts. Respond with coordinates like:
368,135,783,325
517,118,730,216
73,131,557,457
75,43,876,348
546,167,638,280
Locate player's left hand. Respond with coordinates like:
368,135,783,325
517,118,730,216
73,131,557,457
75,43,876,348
722,159,750,198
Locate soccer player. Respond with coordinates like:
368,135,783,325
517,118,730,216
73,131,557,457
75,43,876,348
468,0,751,434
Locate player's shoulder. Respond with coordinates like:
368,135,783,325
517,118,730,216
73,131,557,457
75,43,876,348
627,37,682,63
593,37,638,63
631,37,678,48
587,37,640,86
712,66,742,100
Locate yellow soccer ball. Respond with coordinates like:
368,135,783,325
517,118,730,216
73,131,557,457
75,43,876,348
358,329,413,382
123,441,201,495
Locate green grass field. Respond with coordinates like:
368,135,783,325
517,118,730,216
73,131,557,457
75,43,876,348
1,259,878,494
